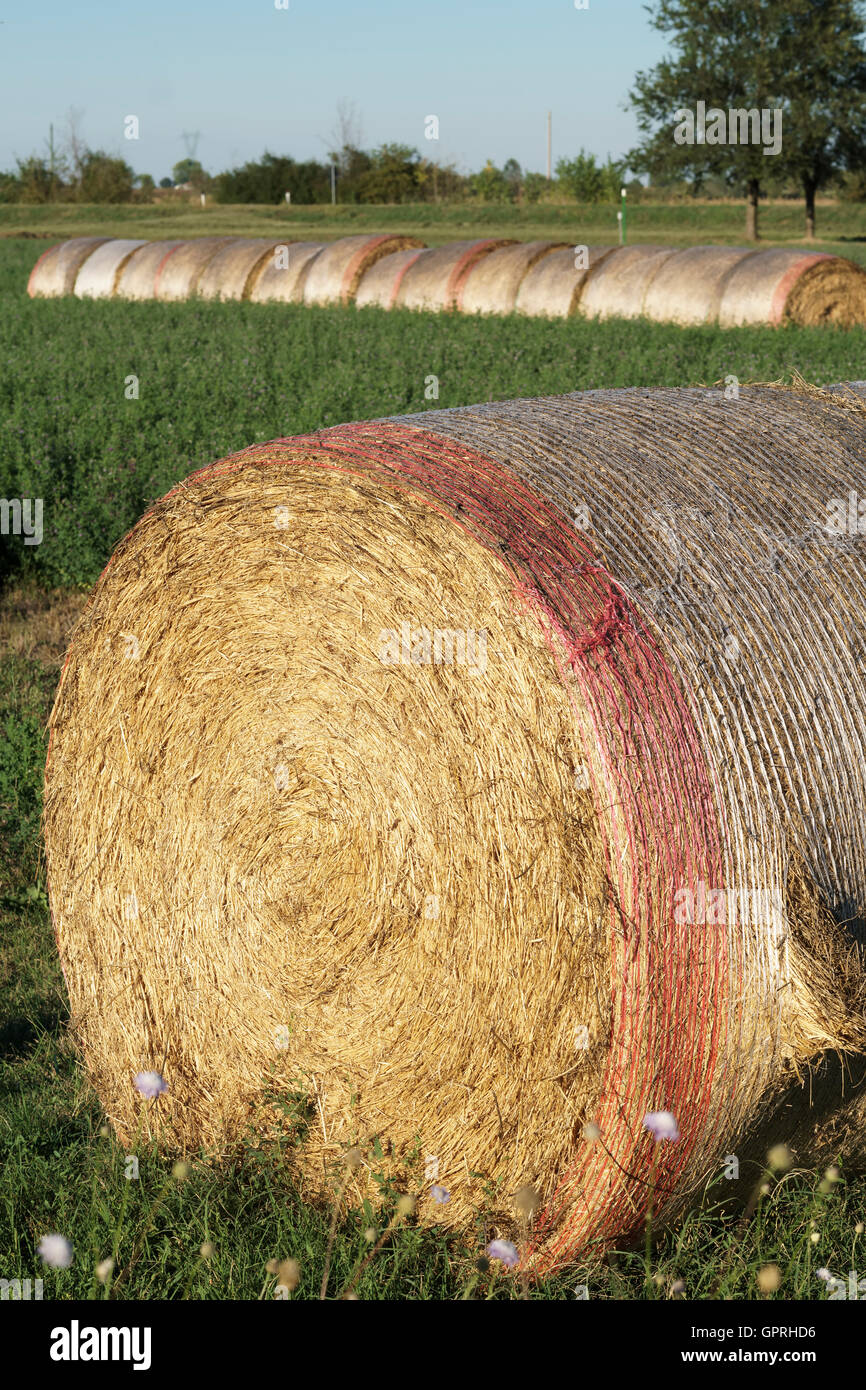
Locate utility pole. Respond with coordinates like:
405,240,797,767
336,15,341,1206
547,111,552,181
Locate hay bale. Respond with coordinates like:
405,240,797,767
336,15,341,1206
115,242,185,300
459,241,569,316
578,244,679,320
27,238,111,298
44,382,866,1277
514,245,616,318
718,248,866,328
73,240,148,299
354,248,426,309
153,238,236,301
302,235,426,307
641,245,758,326
248,242,326,304
395,239,517,312
196,239,289,301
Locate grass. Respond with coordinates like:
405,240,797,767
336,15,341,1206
2,234,866,1300
2,196,866,260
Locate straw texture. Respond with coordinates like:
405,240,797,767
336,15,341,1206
196,239,287,301
248,242,325,304
153,237,236,301
72,240,148,299
302,234,425,307
718,249,866,328
460,241,569,316
27,238,111,297
578,244,679,320
395,239,516,311
44,381,866,1277
642,245,757,326
115,242,185,300
354,248,426,309
514,245,616,318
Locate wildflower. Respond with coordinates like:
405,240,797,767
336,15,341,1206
266,1258,279,1274
345,1147,363,1170
431,1185,451,1204
759,1182,771,1196
582,1122,601,1143
363,1227,376,1243
767,1144,793,1172
199,1242,215,1261
396,1195,416,1219
855,1223,864,1236
670,1278,686,1299
38,1234,73,1269
486,1239,519,1268
134,1071,168,1100
825,1165,841,1183
95,1258,114,1285
172,1160,190,1181
643,1111,680,1142
816,1268,831,1282
810,1231,820,1244
98,1124,111,1139
757,1264,782,1293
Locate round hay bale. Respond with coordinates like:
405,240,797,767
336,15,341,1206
459,241,569,317
248,242,326,304
153,238,236,302
115,242,185,300
196,239,289,302
718,249,866,328
641,245,758,326
395,239,517,312
302,235,426,308
27,238,111,298
578,244,679,321
44,384,866,1277
354,248,426,310
73,240,148,299
514,245,617,318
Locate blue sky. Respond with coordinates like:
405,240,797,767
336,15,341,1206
0,0,669,179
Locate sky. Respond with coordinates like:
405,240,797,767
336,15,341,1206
0,0,669,180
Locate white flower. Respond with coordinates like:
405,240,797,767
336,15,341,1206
38,1234,73,1268
134,1071,168,1099
643,1111,680,1143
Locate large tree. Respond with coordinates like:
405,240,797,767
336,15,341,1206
628,0,866,240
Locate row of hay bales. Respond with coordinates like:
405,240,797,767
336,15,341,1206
28,233,866,326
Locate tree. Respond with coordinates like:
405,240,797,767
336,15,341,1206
172,158,208,189
213,152,331,204
629,1,791,240
556,150,604,202
471,159,511,202
76,151,135,202
772,0,866,238
355,144,421,203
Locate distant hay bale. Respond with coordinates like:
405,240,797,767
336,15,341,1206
718,249,866,328
115,242,185,300
460,241,569,316
73,240,148,299
44,382,866,1277
578,244,679,320
355,248,426,309
153,237,236,301
514,245,616,318
248,242,326,304
641,245,757,326
302,234,425,307
27,238,111,298
395,239,516,312
197,239,288,301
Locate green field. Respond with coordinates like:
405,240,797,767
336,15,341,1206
2,232,866,1299
4,196,866,261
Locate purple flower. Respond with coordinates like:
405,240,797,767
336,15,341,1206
431,1185,450,1204
38,1234,73,1269
486,1239,519,1268
134,1070,168,1099
643,1110,680,1143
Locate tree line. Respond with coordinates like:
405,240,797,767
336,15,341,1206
3,1,866,239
